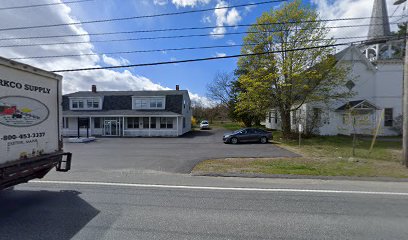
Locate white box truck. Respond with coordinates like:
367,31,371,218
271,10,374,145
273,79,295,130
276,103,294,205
0,57,71,190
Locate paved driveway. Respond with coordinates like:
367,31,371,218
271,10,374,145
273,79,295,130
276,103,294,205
64,129,298,174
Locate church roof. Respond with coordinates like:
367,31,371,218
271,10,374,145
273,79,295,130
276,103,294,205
337,100,379,111
367,0,391,40
335,45,377,71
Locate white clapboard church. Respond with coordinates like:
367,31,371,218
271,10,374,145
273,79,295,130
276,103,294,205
264,0,404,136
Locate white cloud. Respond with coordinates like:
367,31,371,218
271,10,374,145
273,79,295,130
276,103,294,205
153,0,168,6
214,52,227,57
0,0,211,106
225,8,241,25
201,16,212,24
244,5,256,13
312,0,404,49
210,1,242,39
226,40,236,45
171,0,211,8
189,92,215,107
102,55,131,66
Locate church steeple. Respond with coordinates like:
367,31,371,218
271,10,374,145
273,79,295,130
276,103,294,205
367,0,391,40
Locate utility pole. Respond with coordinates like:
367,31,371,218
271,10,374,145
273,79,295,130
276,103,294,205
394,0,408,167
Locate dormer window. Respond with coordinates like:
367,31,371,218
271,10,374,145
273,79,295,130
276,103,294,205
87,99,99,109
132,97,165,110
70,97,102,110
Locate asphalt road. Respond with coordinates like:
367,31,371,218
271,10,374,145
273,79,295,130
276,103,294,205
1,181,408,240
4,128,408,240
64,128,297,174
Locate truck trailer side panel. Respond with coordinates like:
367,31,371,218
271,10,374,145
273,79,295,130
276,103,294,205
0,57,71,189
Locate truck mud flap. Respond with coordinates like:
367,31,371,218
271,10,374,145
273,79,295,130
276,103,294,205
56,152,72,172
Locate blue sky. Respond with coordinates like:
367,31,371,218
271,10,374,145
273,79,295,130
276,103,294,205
0,0,403,105
67,0,286,97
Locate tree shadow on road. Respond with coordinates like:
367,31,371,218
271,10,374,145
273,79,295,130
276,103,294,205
0,189,99,240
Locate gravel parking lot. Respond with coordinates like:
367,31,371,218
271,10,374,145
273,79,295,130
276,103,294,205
64,129,298,174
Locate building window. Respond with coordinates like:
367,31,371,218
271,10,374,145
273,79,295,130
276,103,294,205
342,114,349,124
127,117,139,129
70,98,101,110
87,100,92,108
160,117,173,129
275,111,278,124
94,117,101,128
384,108,393,127
292,111,297,124
87,99,99,109
72,101,78,109
63,117,69,129
143,117,149,128
312,108,321,123
151,117,157,129
323,111,330,125
71,99,83,109
183,117,186,128
134,99,148,109
133,97,165,110
149,99,163,109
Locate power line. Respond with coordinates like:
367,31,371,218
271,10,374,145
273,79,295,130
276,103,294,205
0,20,402,42
49,42,356,72
0,0,94,11
0,25,394,48
0,0,286,32
7,37,345,60
50,35,406,73
7,35,373,61
0,33,364,48
391,4,401,18
10,44,250,60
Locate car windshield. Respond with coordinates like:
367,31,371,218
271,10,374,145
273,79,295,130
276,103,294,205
202,121,208,124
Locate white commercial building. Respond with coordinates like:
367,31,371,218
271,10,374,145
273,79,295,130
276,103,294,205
62,85,192,137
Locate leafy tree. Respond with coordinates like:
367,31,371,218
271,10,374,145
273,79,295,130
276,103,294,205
395,23,407,37
235,0,351,138
206,72,259,126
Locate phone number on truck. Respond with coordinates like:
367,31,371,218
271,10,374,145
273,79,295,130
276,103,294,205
2,132,46,141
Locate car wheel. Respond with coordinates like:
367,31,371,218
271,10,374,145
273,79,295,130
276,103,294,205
231,137,238,144
260,137,268,144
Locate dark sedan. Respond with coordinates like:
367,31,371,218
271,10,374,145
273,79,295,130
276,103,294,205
223,128,273,144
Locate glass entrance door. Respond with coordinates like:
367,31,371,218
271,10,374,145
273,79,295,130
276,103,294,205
104,120,120,136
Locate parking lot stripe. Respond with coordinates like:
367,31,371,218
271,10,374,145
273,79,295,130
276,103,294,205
30,180,408,196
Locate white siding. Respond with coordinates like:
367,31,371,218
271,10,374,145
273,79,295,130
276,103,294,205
180,91,192,134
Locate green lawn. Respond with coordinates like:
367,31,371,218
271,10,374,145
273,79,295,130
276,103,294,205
207,121,243,130
278,133,402,162
192,128,408,178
